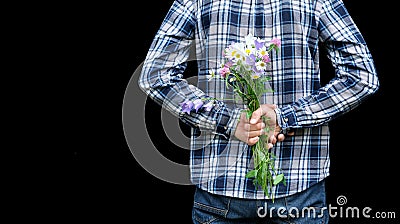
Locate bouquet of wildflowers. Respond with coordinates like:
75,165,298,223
220,34,285,199
180,34,285,199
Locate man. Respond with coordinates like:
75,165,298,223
139,0,379,223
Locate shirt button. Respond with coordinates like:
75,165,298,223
224,126,227,130
284,118,289,122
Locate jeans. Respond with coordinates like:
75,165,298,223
192,180,329,224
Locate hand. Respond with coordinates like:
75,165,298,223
251,104,295,144
234,104,294,148
234,111,268,147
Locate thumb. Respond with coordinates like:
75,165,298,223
250,104,277,124
250,107,265,124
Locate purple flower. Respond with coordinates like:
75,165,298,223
225,60,233,68
192,99,204,112
180,99,194,114
202,101,214,112
246,54,256,66
254,39,264,50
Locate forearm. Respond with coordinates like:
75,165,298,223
275,0,379,131
143,79,242,139
276,45,379,130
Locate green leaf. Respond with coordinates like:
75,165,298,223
273,174,284,185
245,169,257,178
246,110,252,120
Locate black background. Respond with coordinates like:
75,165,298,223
69,0,399,223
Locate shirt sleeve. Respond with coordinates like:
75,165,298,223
276,0,379,130
138,0,241,139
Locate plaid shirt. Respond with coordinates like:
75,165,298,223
139,0,379,199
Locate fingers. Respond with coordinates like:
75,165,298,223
269,129,293,145
236,104,295,147
244,122,265,131
235,112,269,146
247,124,269,145
268,134,279,145
277,133,286,141
247,136,259,146
247,129,264,138
248,129,291,147
271,130,295,144
286,131,295,136
243,120,265,140
247,137,274,149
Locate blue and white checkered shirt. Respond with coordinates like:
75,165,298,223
139,0,379,199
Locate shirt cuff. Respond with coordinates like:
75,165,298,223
214,107,242,139
275,105,298,133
